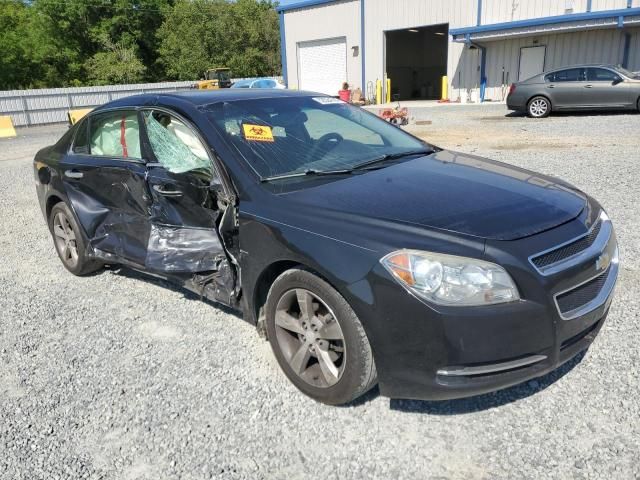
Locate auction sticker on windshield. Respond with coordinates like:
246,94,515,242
243,124,274,142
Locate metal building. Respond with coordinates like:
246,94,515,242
277,0,640,102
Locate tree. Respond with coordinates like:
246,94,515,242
158,0,280,80
0,1,34,89
85,35,146,85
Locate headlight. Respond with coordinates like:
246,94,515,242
380,249,519,306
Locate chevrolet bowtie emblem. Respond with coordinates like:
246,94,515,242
596,251,611,272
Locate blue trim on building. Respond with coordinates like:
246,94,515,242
477,0,483,26
628,0,633,8
360,0,365,89
450,7,640,36
587,0,592,12
276,0,338,13
279,12,288,87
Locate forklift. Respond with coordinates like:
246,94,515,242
192,67,232,90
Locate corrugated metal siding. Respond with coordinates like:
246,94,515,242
0,82,194,127
364,0,476,96
482,0,590,24
283,0,361,90
591,0,635,11
475,27,640,101
629,27,640,70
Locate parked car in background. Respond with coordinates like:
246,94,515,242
507,64,640,118
34,90,618,405
231,78,286,89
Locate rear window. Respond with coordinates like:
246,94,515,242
89,111,141,159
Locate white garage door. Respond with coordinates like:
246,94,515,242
518,46,546,81
298,38,347,95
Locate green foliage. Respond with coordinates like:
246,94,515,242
85,35,147,85
0,0,281,90
157,0,281,80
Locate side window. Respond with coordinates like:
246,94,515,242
143,110,213,176
89,111,141,158
73,118,89,154
303,108,384,146
553,68,585,82
587,68,620,82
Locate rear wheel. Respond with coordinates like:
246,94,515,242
265,268,377,405
49,202,102,276
528,96,551,118
637,97,640,113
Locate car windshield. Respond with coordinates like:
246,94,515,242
613,66,639,79
206,96,430,180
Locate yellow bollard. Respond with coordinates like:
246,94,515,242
67,108,93,126
376,79,382,105
0,115,16,138
441,75,449,101
386,78,391,104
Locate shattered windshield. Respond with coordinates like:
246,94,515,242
206,96,429,180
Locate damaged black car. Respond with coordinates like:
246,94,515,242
34,90,618,405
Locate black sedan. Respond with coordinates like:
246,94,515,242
507,64,640,118
34,90,618,405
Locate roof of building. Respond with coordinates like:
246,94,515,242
450,7,640,40
276,0,340,13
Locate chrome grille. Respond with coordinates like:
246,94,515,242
532,220,601,269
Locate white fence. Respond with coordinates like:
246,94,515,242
0,77,283,127
0,81,194,127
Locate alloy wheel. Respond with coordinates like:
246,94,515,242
529,98,549,117
52,211,79,268
274,288,346,388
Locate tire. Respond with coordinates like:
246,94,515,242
637,97,640,113
527,96,551,118
265,268,377,405
49,202,102,276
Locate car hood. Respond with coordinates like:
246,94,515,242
280,150,587,241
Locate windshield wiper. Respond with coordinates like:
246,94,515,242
261,168,354,182
350,149,435,171
261,149,435,182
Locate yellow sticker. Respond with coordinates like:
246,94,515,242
243,124,274,142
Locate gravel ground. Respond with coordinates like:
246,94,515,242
0,106,639,480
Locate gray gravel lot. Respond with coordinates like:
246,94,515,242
1,105,639,480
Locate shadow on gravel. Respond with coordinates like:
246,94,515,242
388,351,586,415
504,110,639,119
108,266,244,320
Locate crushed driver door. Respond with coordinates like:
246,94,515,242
138,108,235,296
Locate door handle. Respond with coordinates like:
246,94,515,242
585,84,593,88
153,184,183,197
64,170,83,179
547,85,555,89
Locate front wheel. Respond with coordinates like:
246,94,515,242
527,96,551,118
265,268,377,405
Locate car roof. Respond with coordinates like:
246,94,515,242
97,88,320,111
545,64,618,73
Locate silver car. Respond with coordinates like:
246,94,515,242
507,64,640,118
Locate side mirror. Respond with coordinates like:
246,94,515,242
612,77,623,85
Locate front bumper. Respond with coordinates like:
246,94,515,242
356,209,618,401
